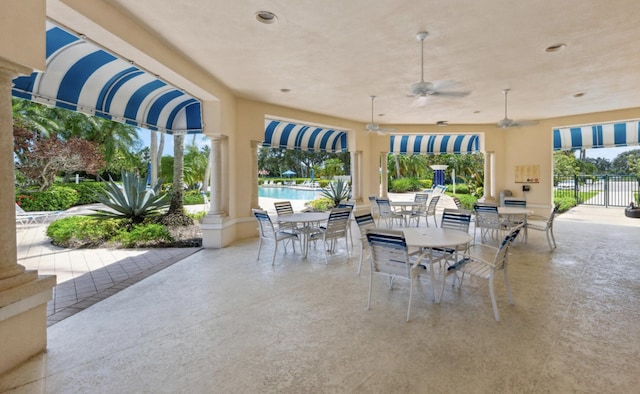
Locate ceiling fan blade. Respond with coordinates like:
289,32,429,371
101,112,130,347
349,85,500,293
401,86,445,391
429,90,471,98
512,119,539,127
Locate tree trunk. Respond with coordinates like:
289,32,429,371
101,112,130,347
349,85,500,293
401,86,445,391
202,145,211,193
169,133,185,215
157,131,165,177
150,130,158,186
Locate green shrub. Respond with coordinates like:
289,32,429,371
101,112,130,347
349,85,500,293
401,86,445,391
114,224,173,248
187,211,207,222
419,179,433,189
446,184,470,194
184,190,208,205
450,193,478,210
389,177,423,193
46,216,124,246
16,185,79,211
305,197,333,211
64,182,106,205
47,216,174,248
554,196,577,213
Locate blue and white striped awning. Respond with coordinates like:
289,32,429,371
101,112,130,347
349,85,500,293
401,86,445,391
11,21,202,135
263,118,348,152
390,134,480,155
553,121,640,151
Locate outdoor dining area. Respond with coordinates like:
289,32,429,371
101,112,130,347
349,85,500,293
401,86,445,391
253,192,558,322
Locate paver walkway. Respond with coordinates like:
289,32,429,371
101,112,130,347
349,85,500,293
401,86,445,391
16,206,202,326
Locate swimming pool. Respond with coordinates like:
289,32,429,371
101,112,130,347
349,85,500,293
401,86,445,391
258,186,323,200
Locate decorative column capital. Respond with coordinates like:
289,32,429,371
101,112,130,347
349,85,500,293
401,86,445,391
0,58,32,80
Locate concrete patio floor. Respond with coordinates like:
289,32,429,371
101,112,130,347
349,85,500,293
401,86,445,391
3,203,640,392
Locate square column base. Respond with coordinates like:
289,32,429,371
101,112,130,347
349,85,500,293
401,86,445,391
0,273,56,376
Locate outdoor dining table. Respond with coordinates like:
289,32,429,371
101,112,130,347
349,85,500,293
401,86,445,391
498,206,532,242
390,200,422,225
401,227,472,303
276,212,330,258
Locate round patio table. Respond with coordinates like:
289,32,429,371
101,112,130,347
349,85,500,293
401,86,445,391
276,212,329,258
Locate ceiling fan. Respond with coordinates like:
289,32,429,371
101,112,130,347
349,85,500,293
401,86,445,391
365,96,395,134
497,89,538,128
409,31,470,107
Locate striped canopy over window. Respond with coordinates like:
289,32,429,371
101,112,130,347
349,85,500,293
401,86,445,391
390,134,480,155
12,21,202,135
263,118,348,153
553,121,640,151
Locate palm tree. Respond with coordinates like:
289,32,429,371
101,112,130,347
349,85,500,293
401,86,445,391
169,133,186,215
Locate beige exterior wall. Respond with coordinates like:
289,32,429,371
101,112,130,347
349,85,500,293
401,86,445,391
0,0,46,71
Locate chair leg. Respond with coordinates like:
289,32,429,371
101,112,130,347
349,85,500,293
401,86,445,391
256,237,263,261
548,228,557,250
407,275,414,322
504,267,514,305
428,264,437,302
357,244,364,275
367,267,373,310
489,275,500,321
271,241,278,266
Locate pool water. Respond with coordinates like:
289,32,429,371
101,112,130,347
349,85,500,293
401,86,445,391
258,186,323,200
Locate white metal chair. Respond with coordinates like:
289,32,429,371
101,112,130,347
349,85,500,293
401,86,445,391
424,195,441,227
452,196,463,209
366,229,420,322
338,201,355,246
375,198,404,228
368,195,379,220
526,206,558,251
252,209,299,265
273,200,299,233
473,203,503,243
430,208,473,269
503,199,527,207
441,224,523,321
309,207,351,264
406,193,429,227
354,211,376,275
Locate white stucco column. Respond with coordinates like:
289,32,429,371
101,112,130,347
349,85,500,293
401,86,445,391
350,150,362,203
0,60,56,376
209,135,227,216
0,67,25,281
380,152,389,198
484,151,495,202
251,140,261,209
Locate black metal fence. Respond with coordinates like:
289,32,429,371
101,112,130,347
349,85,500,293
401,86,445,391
554,175,640,207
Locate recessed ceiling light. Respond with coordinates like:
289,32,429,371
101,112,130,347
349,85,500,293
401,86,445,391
573,92,585,98
256,11,278,24
280,88,290,93
545,43,566,52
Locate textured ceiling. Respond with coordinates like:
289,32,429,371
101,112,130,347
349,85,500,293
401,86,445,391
99,0,640,127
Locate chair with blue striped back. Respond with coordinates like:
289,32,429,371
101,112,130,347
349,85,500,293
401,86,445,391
354,211,376,275
366,229,420,322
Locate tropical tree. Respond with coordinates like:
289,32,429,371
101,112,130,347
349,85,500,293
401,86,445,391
183,143,210,188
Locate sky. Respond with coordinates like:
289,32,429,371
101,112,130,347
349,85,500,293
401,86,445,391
137,128,210,156
136,127,635,161
581,146,637,161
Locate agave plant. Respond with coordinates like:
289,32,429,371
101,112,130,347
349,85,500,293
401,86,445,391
321,178,351,207
92,171,170,223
